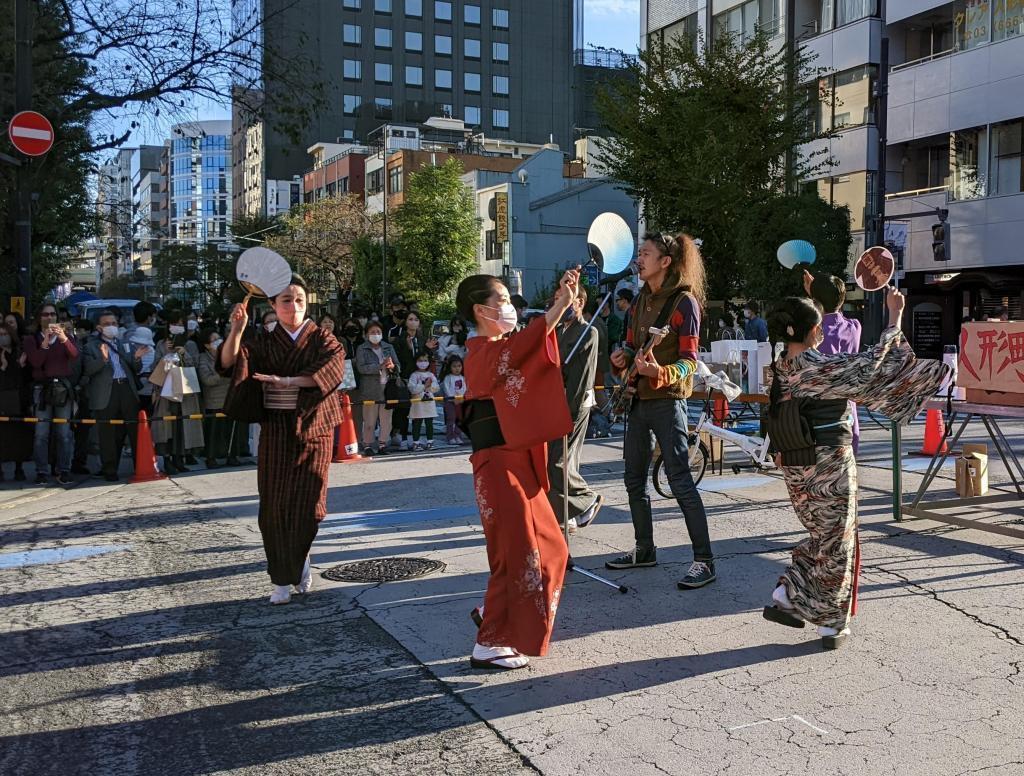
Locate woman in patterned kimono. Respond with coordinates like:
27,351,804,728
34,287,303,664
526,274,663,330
762,288,950,649
456,268,579,670
219,276,346,605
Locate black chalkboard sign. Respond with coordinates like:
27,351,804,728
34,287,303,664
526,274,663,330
913,310,943,359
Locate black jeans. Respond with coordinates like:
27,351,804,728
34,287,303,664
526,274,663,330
623,398,713,562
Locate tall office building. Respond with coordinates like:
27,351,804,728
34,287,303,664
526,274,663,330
641,0,1024,345
167,120,233,246
232,0,623,218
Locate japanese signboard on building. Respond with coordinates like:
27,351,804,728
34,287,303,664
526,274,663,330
494,192,508,243
958,322,1024,396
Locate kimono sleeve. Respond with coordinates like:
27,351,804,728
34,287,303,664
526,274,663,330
491,317,573,449
790,327,951,425
301,330,347,397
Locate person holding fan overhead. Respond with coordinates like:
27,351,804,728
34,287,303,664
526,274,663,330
219,275,346,605
456,266,579,670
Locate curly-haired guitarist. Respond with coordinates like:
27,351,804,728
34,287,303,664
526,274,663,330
605,232,716,590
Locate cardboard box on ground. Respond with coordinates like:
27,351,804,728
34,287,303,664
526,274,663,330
956,443,990,497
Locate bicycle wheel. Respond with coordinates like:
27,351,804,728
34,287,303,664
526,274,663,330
652,440,708,498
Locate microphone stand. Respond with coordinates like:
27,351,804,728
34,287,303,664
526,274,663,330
560,257,628,595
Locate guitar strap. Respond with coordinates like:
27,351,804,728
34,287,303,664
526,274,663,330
636,287,689,350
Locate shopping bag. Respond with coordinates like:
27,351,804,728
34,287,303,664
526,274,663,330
148,358,172,388
179,366,201,395
339,359,357,391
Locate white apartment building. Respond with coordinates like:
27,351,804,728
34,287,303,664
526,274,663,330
641,0,1023,349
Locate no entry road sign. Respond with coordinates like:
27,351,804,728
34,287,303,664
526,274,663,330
7,111,55,156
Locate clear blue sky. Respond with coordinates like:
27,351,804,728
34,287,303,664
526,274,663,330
583,0,641,53
110,1,641,147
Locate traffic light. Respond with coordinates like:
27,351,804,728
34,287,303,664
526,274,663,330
932,220,951,262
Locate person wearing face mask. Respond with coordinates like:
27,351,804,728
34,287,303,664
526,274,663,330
82,311,143,481
546,284,603,533
151,328,205,476
129,326,158,414
23,304,79,486
219,275,347,605
454,268,579,671
389,311,439,451
742,301,769,343
761,292,949,650
0,322,32,482
407,353,438,451
338,318,364,432
198,328,247,468
437,317,468,362
356,322,400,456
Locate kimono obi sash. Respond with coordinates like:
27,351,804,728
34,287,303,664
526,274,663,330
461,399,506,452
768,397,851,466
263,383,300,410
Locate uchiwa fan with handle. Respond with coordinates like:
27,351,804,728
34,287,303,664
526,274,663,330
236,247,293,302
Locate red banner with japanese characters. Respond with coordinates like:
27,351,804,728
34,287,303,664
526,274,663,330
959,322,1024,395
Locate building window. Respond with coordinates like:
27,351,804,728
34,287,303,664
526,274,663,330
406,65,423,85
808,65,877,133
492,109,509,128
493,8,509,28
464,72,481,92
406,0,422,16
389,166,403,193
465,4,480,24
954,0,989,50
375,62,393,82
991,119,1022,195
994,0,1024,41
406,30,422,51
375,27,392,48
435,68,452,89
950,126,989,201
344,95,361,116
714,0,787,41
342,129,355,140
465,38,481,58
492,75,509,95
344,59,362,80
493,41,509,61
435,34,452,54
375,97,393,118
343,0,361,8
343,24,361,44
819,0,877,33
375,0,391,11
435,1,452,21
647,13,698,58
816,172,869,231
465,106,481,125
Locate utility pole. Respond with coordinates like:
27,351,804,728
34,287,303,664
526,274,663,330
867,1,890,344
14,0,34,312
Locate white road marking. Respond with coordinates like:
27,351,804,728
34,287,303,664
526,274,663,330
791,715,829,735
728,714,829,736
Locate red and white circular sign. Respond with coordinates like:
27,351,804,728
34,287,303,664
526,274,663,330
7,111,55,156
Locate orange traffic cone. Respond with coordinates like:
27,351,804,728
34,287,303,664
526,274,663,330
712,395,729,427
132,410,167,483
920,408,948,456
332,394,364,463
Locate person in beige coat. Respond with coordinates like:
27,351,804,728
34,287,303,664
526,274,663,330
151,333,204,475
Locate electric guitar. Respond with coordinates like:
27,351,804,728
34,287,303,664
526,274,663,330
607,326,670,417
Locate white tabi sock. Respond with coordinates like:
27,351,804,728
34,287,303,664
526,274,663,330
772,584,793,610
472,643,530,669
295,556,313,594
269,585,291,605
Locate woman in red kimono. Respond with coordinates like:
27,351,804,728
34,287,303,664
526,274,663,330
219,276,346,605
456,267,579,670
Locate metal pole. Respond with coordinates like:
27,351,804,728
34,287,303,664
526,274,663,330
868,4,890,343
14,0,34,311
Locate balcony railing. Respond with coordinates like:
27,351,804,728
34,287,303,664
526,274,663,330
885,184,949,201
574,48,636,69
891,48,954,73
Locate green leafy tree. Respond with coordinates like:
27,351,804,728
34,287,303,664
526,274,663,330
351,235,397,312
0,1,97,305
151,243,235,312
597,30,848,301
392,158,480,310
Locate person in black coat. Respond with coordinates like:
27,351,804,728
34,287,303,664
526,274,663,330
387,311,438,449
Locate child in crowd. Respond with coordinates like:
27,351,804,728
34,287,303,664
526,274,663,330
407,352,438,451
440,354,469,445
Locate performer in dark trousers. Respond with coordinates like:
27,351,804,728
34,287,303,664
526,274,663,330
219,275,346,605
605,233,716,590
547,284,603,532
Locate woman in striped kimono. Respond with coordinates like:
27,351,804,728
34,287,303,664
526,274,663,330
219,276,346,605
762,288,950,649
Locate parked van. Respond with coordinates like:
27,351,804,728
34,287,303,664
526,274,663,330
75,299,162,326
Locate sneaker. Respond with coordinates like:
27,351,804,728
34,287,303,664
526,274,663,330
412,442,424,452
605,547,657,570
425,440,434,450
362,447,376,457
677,561,716,589
403,439,414,451
55,472,73,486
35,473,48,486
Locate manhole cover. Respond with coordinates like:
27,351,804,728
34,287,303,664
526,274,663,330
321,557,446,583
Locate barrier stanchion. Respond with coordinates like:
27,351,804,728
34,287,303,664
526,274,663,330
332,394,364,464
132,409,167,483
